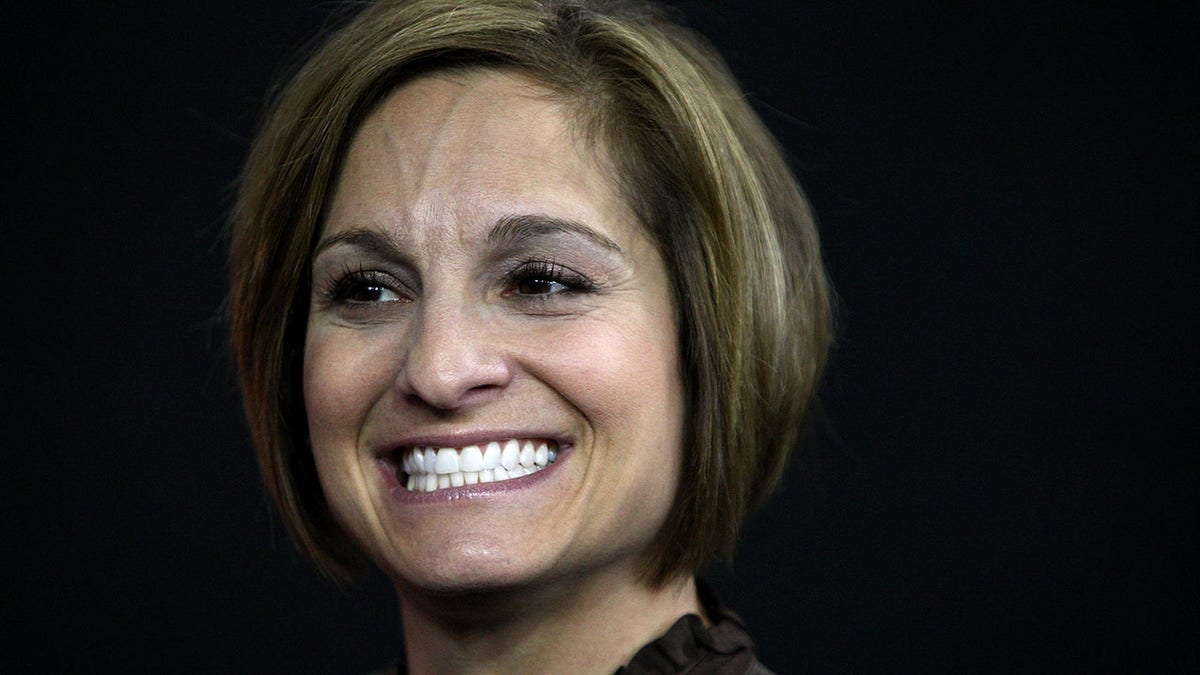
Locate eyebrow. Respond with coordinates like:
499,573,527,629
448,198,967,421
487,214,623,255
312,227,404,260
313,213,624,259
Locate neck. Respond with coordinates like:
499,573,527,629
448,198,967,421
395,567,703,675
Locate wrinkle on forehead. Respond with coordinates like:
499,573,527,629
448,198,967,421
325,68,629,256
370,70,581,194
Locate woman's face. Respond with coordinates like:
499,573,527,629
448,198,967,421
303,69,685,594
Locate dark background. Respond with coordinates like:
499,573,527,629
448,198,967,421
6,1,1195,672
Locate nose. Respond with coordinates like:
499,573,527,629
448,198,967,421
396,302,513,411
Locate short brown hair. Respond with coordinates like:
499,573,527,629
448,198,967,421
229,0,832,585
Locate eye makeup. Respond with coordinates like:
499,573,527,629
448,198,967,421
309,211,629,320
320,265,411,305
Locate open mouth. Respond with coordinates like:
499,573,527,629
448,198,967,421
393,439,559,492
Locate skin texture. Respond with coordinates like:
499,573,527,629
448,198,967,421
303,69,702,672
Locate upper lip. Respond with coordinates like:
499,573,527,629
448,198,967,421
370,429,571,458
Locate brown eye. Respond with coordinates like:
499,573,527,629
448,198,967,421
516,277,569,295
327,270,407,304
507,260,594,298
346,283,401,302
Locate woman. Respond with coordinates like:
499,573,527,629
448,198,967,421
228,0,832,672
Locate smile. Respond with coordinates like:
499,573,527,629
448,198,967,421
397,439,559,492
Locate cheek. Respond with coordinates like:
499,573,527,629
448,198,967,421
545,309,685,456
303,326,396,443
302,326,401,547
544,313,686,547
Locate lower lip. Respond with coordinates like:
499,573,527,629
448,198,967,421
378,446,571,505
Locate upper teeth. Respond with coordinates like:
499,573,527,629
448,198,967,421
399,439,558,492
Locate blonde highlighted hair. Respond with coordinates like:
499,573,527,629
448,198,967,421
229,0,832,584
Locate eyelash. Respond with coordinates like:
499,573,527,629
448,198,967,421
318,259,595,308
504,259,596,298
321,266,407,306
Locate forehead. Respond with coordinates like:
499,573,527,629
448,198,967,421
323,68,632,247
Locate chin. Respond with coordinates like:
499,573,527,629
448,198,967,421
382,539,563,597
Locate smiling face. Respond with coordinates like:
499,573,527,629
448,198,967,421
303,69,685,595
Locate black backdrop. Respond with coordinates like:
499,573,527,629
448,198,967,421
6,2,1195,672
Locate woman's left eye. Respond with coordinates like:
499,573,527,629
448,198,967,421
507,261,593,297
515,276,571,295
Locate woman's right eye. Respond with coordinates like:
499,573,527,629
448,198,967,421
324,270,408,305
